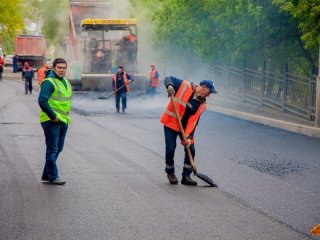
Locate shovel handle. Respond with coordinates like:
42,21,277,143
170,96,197,173
104,80,133,100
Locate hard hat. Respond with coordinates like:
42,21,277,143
199,80,217,94
150,63,155,67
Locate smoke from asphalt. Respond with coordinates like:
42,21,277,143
69,0,223,114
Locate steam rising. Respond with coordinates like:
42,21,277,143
69,0,220,114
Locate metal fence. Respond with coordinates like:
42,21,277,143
209,65,317,120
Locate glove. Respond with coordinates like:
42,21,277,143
167,85,175,97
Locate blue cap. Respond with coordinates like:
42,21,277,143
199,80,217,94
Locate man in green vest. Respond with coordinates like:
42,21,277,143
38,58,72,185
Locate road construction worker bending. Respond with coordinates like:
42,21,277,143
112,66,132,113
160,76,217,185
38,58,72,185
147,63,160,95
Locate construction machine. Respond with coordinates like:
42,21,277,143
67,0,147,91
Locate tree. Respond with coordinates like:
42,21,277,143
131,0,316,75
274,0,320,126
37,0,69,55
0,0,24,53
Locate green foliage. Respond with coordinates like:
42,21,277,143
0,0,24,53
273,0,320,50
131,0,318,75
38,0,69,50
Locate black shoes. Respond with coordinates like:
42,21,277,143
167,175,197,186
167,174,178,185
41,177,49,182
181,176,197,186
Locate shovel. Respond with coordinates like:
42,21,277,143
170,96,218,187
98,80,133,100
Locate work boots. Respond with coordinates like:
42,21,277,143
181,176,197,186
167,174,178,185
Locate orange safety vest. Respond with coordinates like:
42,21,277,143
112,72,131,93
160,80,206,143
37,67,47,85
149,69,159,87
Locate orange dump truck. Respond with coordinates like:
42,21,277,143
15,35,47,71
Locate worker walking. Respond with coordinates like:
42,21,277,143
112,66,131,113
147,63,160,95
160,76,217,185
37,64,49,85
38,58,72,185
22,62,34,94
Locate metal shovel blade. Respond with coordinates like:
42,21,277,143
195,172,218,187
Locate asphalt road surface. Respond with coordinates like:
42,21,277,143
1,79,319,240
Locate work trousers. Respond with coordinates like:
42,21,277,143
164,126,195,177
24,78,32,94
115,91,127,111
146,86,157,95
41,121,68,181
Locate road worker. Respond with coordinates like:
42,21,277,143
38,58,72,185
147,63,160,95
37,64,49,85
112,66,132,113
22,62,34,94
160,76,217,185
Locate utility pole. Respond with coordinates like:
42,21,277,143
315,44,320,127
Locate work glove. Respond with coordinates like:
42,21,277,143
167,85,175,97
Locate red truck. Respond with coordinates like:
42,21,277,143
15,35,47,71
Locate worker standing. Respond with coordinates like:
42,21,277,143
12,53,18,73
37,64,49,85
0,57,3,80
112,65,131,113
38,58,72,185
147,63,160,95
22,62,34,94
160,76,217,185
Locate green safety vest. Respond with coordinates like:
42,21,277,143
40,77,72,124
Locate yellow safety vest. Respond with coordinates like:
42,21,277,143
40,77,72,124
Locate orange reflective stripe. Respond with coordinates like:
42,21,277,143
160,80,193,131
185,103,206,138
160,80,206,144
149,69,159,87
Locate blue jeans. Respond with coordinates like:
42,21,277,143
41,121,68,181
115,91,127,111
164,126,195,177
24,78,32,94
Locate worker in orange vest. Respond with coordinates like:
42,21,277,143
147,63,160,95
37,64,49,85
112,66,132,113
160,76,217,185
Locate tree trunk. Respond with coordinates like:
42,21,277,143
315,44,320,127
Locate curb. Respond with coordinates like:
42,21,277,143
207,105,320,139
